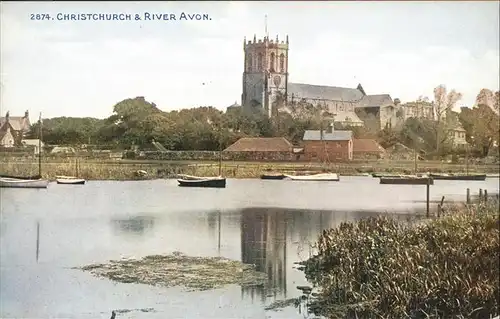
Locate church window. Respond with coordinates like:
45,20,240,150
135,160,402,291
270,52,275,72
257,53,263,72
247,53,253,72
279,53,285,73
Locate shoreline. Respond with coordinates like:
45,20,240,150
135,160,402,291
0,159,498,181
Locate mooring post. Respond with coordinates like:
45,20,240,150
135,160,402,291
466,188,471,204
479,188,483,202
484,189,488,203
426,179,430,218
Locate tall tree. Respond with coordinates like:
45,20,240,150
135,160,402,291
432,85,462,155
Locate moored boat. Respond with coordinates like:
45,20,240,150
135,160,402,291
56,177,86,185
177,174,221,180
260,173,286,180
177,177,226,188
380,176,434,185
284,173,340,181
429,173,487,181
0,174,41,180
0,177,49,189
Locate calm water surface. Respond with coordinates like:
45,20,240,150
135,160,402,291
1,177,498,319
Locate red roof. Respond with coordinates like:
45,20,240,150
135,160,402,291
224,137,293,152
353,139,385,153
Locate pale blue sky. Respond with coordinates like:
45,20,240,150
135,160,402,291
1,1,499,120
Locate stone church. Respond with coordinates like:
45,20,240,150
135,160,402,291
240,34,399,131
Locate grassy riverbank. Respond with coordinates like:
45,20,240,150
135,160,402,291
296,200,499,318
1,158,498,180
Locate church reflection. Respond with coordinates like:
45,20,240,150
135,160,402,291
240,208,288,302
111,216,155,235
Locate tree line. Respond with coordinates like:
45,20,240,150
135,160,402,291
27,88,499,158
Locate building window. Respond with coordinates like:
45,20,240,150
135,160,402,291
247,53,253,72
270,52,275,72
279,53,285,73
257,53,263,71
336,142,341,148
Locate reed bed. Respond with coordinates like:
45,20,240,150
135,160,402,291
298,201,500,318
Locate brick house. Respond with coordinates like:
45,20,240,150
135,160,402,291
302,127,353,162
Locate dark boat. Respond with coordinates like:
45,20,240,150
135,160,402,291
177,177,226,188
380,176,434,185
0,174,41,180
429,173,487,181
372,173,404,178
260,173,286,180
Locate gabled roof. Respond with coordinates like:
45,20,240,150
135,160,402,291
0,115,31,132
224,137,293,152
288,83,365,102
353,139,385,153
303,130,353,141
357,94,394,108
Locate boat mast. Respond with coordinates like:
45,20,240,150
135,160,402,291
38,112,42,177
218,120,222,176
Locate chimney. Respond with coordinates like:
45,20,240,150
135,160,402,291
5,111,9,120
24,110,29,118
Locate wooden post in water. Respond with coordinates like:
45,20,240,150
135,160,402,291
437,196,445,217
466,188,471,204
479,189,483,202
484,189,488,203
426,178,430,218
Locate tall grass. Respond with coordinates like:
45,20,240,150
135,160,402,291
299,201,500,318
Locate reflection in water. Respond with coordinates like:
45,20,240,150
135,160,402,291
241,208,288,302
111,216,155,235
238,208,416,304
35,221,40,263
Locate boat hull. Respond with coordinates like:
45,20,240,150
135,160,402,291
285,173,340,181
260,174,286,180
429,174,487,181
0,174,41,180
177,178,226,188
0,178,49,188
380,177,434,185
56,178,86,185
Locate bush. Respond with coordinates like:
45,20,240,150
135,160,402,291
300,202,500,318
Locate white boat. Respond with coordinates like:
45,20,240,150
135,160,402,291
56,177,86,185
0,177,49,189
56,158,86,185
284,173,340,181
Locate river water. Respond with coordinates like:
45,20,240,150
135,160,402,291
1,177,498,319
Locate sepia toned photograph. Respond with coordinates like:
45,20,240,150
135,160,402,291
0,1,499,318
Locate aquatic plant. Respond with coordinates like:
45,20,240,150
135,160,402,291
298,201,500,318
78,251,268,291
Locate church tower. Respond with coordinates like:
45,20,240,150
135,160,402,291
241,34,289,117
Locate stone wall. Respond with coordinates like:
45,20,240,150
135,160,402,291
124,150,296,162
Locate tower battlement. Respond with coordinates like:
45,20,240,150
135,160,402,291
243,34,289,50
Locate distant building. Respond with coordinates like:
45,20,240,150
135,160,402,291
241,34,398,131
22,139,44,154
0,111,32,146
226,101,241,113
0,126,15,147
302,124,353,161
